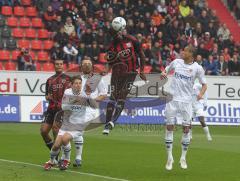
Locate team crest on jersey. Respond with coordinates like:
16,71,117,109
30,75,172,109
126,43,132,47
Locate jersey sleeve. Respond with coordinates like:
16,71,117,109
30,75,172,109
197,65,207,84
61,90,71,111
165,59,176,74
97,79,108,96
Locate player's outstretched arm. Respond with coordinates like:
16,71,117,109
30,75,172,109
198,83,207,100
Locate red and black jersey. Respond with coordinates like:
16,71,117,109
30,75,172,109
106,34,142,73
45,73,71,111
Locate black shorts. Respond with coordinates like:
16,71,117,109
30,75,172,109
42,110,62,125
110,72,137,101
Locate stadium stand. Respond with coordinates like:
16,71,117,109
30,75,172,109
0,0,239,74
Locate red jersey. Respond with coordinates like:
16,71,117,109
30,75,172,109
45,73,71,111
107,34,142,73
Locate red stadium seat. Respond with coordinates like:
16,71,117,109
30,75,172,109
12,28,24,38
42,62,54,72
0,62,3,70
7,17,18,27
144,65,152,73
32,18,44,28
35,62,41,71
21,0,32,6
37,51,49,61
13,6,25,16
25,7,37,17
18,39,30,49
38,29,49,39
1,6,12,16
11,50,21,61
99,53,107,63
43,40,53,50
94,64,105,73
19,17,30,27
63,64,67,71
0,50,10,61
25,28,36,39
31,40,42,50
5,61,16,70
68,63,79,72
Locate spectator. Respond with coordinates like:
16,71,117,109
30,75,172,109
85,41,100,63
167,0,179,18
217,24,230,40
43,5,57,31
6,37,17,50
217,55,228,75
151,41,161,66
17,48,36,71
157,0,167,16
69,31,80,47
50,42,63,61
198,10,209,32
63,42,78,64
151,10,163,26
228,54,240,75
77,43,86,64
203,32,214,52
222,48,231,62
64,16,75,36
51,0,62,13
54,26,69,48
81,28,94,46
196,54,204,67
184,9,198,28
36,0,50,14
179,0,191,18
204,55,218,75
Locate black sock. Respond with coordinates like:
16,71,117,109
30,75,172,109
106,102,115,123
46,140,54,150
112,100,125,123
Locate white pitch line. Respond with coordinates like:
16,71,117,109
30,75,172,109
0,158,130,181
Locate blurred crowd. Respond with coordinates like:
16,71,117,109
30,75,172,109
1,0,240,75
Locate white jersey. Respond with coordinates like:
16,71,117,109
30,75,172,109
61,88,96,131
165,59,206,103
192,82,207,107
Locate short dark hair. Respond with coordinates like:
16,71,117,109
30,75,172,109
71,75,82,83
54,59,64,64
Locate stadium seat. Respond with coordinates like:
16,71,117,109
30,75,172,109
32,18,44,28
94,64,105,73
43,40,53,50
63,64,67,71
99,53,107,63
0,62,3,70
0,50,10,61
35,62,41,71
42,62,54,71
144,65,152,73
13,6,25,16
38,29,49,39
25,28,36,39
5,61,16,70
19,17,30,27
68,63,79,72
37,51,49,61
11,50,21,61
18,39,30,49
1,6,12,16
7,17,18,27
25,7,37,17
29,51,37,61
31,40,42,50
12,28,24,38
21,0,32,6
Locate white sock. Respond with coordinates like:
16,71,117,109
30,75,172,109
165,130,173,160
60,146,65,160
74,136,84,161
203,126,210,136
189,129,192,138
50,149,60,163
181,132,190,160
62,143,71,161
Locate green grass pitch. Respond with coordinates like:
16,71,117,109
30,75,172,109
0,123,239,181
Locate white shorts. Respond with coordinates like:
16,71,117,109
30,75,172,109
192,101,206,118
165,100,192,126
58,129,83,140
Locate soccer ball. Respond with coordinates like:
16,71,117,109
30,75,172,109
111,17,126,32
